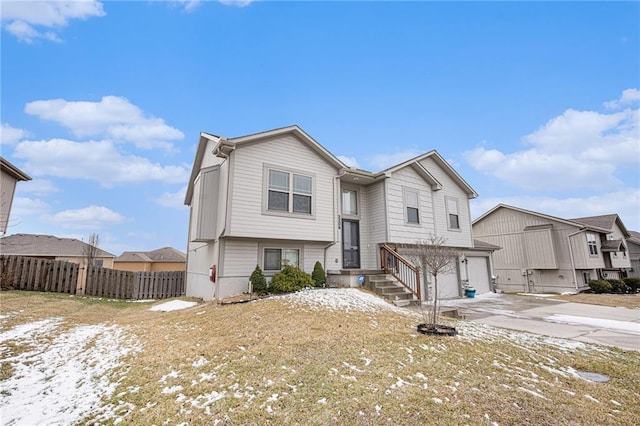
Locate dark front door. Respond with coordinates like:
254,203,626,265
342,219,360,268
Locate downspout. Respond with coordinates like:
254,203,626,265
213,140,230,301
567,227,586,291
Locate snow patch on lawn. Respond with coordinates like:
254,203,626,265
545,314,640,334
276,288,411,313
0,319,140,425
149,300,199,312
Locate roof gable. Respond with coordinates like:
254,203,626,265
380,151,477,198
570,214,630,238
116,247,186,262
0,234,115,257
1,157,31,181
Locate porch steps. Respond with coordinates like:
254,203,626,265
366,274,418,306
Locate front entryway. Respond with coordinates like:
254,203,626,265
342,220,360,268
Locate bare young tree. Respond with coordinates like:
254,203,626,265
401,235,460,327
83,233,100,266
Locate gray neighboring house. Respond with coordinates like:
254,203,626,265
473,205,632,294
627,231,640,279
0,157,31,235
0,233,116,268
184,125,497,301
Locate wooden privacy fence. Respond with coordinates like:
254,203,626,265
1,255,185,300
1,255,79,294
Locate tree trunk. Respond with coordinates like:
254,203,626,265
432,274,438,325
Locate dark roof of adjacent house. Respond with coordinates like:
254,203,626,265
116,247,186,263
628,230,640,244
570,214,619,232
0,233,114,257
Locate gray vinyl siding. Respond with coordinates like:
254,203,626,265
385,166,436,243
366,181,387,267
221,239,259,276
228,135,337,242
472,207,605,292
419,157,473,248
0,169,18,234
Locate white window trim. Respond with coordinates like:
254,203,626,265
586,233,598,257
341,186,359,218
445,196,461,231
260,244,303,273
403,187,421,226
262,164,316,219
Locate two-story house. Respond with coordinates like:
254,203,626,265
184,125,496,301
472,204,632,293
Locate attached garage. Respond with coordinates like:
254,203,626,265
467,256,492,294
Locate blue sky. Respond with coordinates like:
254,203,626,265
1,0,639,256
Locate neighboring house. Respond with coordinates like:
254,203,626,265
626,230,640,279
472,205,632,293
0,233,116,267
0,157,31,235
184,125,496,301
114,247,186,272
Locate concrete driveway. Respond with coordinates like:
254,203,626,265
435,293,640,352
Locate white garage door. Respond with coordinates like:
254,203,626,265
468,257,491,294
436,271,461,299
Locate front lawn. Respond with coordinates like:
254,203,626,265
1,289,639,425
551,293,640,309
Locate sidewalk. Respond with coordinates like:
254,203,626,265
422,293,640,352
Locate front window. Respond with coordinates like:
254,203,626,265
264,248,300,271
586,233,598,256
342,189,358,215
447,197,460,230
405,189,420,224
267,169,312,215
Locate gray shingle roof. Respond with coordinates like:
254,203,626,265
115,247,186,262
570,214,618,231
0,233,115,257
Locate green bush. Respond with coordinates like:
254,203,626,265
588,279,612,294
311,261,326,288
249,265,268,295
623,277,640,293
269,265,314,294
606,279,627,294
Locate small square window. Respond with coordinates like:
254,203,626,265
264,249,282,270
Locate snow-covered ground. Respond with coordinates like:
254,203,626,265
0,318,141,425
0,290,630,425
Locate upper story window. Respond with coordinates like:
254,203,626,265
267,168,313,215
446,197,460,230
342,189,358,215
586,233,598,256
404,188,420,224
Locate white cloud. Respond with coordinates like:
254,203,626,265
173,1,201,12
24,96,184,150
337,155,360,169
15,179,59,196
10,197,51,219
604,88,640,109
470,188,640,232
1,0,105,43
366,149,421,171
47,205,126,230
13,139,190,186
464,90,640,191
1,123,31,145
153,186,188,209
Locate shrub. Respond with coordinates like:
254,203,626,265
606,279,627,294
249,265,268,295
588,279,612,294
623,277,640,293
311,261,326,288
269,265,314,294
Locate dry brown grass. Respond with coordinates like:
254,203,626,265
2,290,640,425
551,293,640,309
